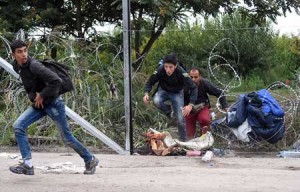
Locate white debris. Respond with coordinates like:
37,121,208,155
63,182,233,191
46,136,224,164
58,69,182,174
202,151,214,162
0,152,20,159
36,162,84,174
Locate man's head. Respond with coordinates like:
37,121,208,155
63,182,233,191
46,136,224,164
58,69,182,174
189,67,202,86
11,40,28,65
163,54,178,76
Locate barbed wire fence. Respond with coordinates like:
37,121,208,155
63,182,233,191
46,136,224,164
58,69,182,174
207,38,300,150
0,30,129,149
1,29,300,151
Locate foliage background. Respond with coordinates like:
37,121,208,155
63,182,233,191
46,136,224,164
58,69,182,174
1,10,300,152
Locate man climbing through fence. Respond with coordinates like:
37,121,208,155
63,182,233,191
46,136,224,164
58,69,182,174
184,67,228,140
143,54,198,141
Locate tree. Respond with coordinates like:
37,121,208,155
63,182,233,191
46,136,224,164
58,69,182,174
33,0,122,38
123,0,300,69
0,0,35,33
270,35,300,82
0,0,299,66
0,0,122,38
145,12,275,79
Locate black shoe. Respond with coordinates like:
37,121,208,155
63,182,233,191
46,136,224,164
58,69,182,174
84,156,99,175
9,163,34,175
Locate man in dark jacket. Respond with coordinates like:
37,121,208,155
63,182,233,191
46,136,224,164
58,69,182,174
143,54,197,141
184,67,228,139
9,40,98,175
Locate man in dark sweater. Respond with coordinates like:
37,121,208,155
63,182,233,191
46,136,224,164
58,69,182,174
9,40,98,175
184,67,228,139
143,54,197,141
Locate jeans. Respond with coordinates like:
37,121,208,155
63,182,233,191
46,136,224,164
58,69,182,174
153,88,186,141
13,97,93,163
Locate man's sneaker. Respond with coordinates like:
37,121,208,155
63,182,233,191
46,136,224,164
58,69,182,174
9,163,34,175
84,156,99,175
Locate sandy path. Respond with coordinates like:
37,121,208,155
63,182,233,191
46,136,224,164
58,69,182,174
0,152,299,192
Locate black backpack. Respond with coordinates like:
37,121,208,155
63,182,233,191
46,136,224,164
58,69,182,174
39,59,74,94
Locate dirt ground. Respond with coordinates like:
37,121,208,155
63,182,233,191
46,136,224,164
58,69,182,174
0,147,299,192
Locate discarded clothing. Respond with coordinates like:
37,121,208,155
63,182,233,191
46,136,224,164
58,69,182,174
229,119,252,142
174,132,214,151
144,129,177,156
220,89,285,144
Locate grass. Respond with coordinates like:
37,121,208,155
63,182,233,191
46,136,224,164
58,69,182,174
1,85,299,152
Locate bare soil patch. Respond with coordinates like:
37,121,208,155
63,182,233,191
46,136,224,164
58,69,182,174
1,149,299,192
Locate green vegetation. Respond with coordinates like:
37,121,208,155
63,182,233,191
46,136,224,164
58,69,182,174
1,0,299,70
1,12,300,151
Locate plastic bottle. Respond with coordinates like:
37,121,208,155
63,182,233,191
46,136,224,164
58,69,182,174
210,112,216,120
279,150,300,158
202,150,213,162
